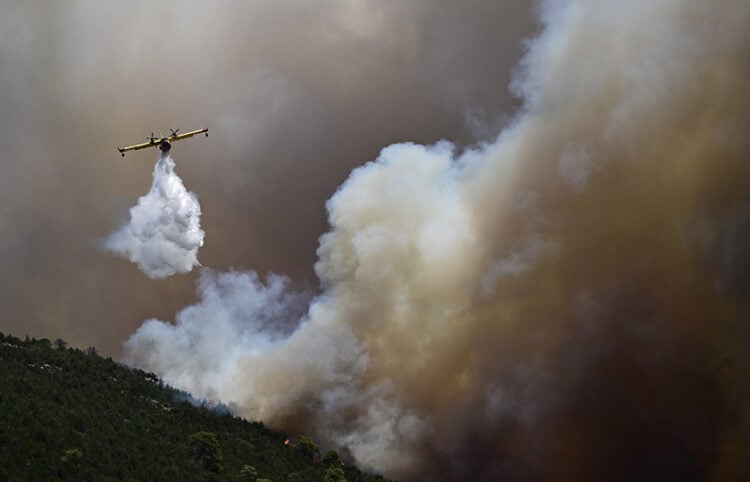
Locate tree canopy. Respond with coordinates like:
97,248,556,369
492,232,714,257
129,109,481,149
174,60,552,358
0,331,387,481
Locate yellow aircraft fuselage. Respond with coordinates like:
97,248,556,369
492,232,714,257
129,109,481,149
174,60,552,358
117,127,208,157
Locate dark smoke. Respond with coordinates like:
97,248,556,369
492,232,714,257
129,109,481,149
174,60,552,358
3,0,750,480
123,1,750,481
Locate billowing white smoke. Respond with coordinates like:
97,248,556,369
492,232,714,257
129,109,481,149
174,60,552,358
125,142,470,474
105,155,204,279
124,0,750,480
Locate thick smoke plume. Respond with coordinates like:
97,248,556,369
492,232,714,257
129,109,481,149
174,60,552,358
104,155,204,279
0,1,531,351
119,0,749,480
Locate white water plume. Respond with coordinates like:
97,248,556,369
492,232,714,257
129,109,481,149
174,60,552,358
104,155,204,279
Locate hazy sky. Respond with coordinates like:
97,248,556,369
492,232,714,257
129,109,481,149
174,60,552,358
0,0,533,352
3,2,750,481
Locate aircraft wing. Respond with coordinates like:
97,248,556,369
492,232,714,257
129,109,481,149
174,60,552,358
117,141,155,156
170,127,209,142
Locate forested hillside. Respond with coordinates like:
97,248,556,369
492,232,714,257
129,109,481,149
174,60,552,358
0,332,387,482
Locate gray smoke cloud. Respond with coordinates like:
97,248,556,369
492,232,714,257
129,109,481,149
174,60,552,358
3,0,750,480
0,0,531,352
123,0,750,480
104,155,204,279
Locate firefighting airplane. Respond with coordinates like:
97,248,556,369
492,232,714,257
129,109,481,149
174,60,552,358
117,127,208,157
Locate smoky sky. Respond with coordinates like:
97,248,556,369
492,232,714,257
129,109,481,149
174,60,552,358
0,0,534,351
4,1,750,481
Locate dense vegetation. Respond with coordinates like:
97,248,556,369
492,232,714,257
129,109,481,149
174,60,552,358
0,332,387,482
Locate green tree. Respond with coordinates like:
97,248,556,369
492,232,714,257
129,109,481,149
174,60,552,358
60,448,83,463
239,464,258,479
59,447,84,478
322,450,341,466
188,431,224,473
0,335,388,481
324,465,347,482
293,436,319,460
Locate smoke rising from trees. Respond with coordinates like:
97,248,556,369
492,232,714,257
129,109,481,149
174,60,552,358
1,0,749,480
123,1,750,480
